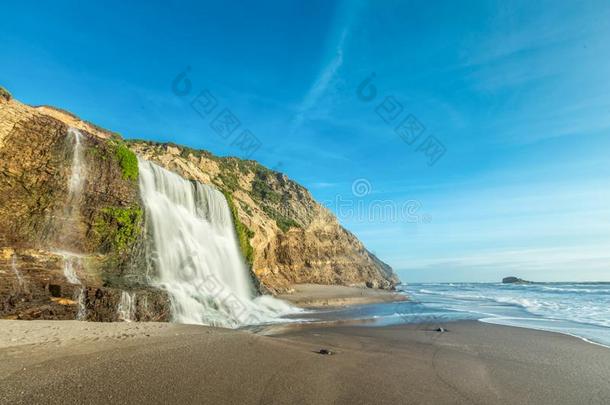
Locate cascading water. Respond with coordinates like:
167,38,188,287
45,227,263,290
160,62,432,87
54,128,88,320
117,291,136,322
57,128,87,249
138,158,297,327
11,254,26,290
59,251,87,320
67,128,86,196
61,253,81,285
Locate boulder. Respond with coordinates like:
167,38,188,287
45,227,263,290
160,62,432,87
502,276,530,284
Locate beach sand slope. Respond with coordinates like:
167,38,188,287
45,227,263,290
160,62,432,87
1,320,609,404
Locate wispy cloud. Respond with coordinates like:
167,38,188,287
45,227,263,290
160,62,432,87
310,181,337,189
290,28,348,135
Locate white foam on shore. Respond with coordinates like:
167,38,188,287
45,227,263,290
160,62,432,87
480,317,610,349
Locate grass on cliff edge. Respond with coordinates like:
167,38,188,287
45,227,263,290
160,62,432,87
128,139,301,233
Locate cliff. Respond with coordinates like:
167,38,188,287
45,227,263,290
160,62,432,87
129,141,398,293
0,97,169,321
0,95,398,321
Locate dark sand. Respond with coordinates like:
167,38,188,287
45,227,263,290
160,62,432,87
1,319,609,404
277,284,407,308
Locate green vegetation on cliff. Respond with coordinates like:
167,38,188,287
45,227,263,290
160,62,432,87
114,142,139,181
94,206,143,254
251,176,281,203
129,140,303,233
223,192,254,268
260,205,300,232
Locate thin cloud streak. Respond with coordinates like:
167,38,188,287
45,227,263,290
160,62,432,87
290,28,348,136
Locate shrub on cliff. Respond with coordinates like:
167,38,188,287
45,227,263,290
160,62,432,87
115,142,139,181
94,206,143,254
0,86,12,101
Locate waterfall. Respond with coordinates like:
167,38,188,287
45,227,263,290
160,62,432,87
54,127,88,252
11,254,26,290
61,253,81,285
117,291,136,322
138,158,296,327
52,128,89,320
58,252,87,320
76,288,86,321
67,128,86,196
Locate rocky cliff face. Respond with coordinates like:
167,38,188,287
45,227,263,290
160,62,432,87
130,142,398,293
0,96,398,321
0,98,169,321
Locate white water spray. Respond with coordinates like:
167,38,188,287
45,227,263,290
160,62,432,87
62,253,81,285
11,254,26,290
117,291,136,322
58,251,87,320
138,158,296,327
51,129,89,320
67,128,86,196
76,288,86,321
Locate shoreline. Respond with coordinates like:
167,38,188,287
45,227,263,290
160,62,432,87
1,287,609,404
1,320,609,404
276,283,407,308
479,317,610,350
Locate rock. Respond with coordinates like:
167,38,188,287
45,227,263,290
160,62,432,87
48,284,62,297
0,86,11,102
502,276,530,284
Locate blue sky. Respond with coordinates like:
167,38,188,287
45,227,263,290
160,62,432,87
2,0,609,282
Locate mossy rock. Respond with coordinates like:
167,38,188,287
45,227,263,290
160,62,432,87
94,206,143,254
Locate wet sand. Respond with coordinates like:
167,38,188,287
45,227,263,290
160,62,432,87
1,319,609,404
277,284,407,308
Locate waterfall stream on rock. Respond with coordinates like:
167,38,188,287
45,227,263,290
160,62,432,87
57,128,87,250
58,251,87,320
117,291,136,322
67,128,86,195
61,253,81,285
11,254,26,290
56,128,88,320
138,158,297,327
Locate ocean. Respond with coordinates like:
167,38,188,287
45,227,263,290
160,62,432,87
297,282,610,348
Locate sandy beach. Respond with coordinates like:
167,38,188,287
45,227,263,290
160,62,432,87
1,317,609,405
277,284,407,308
